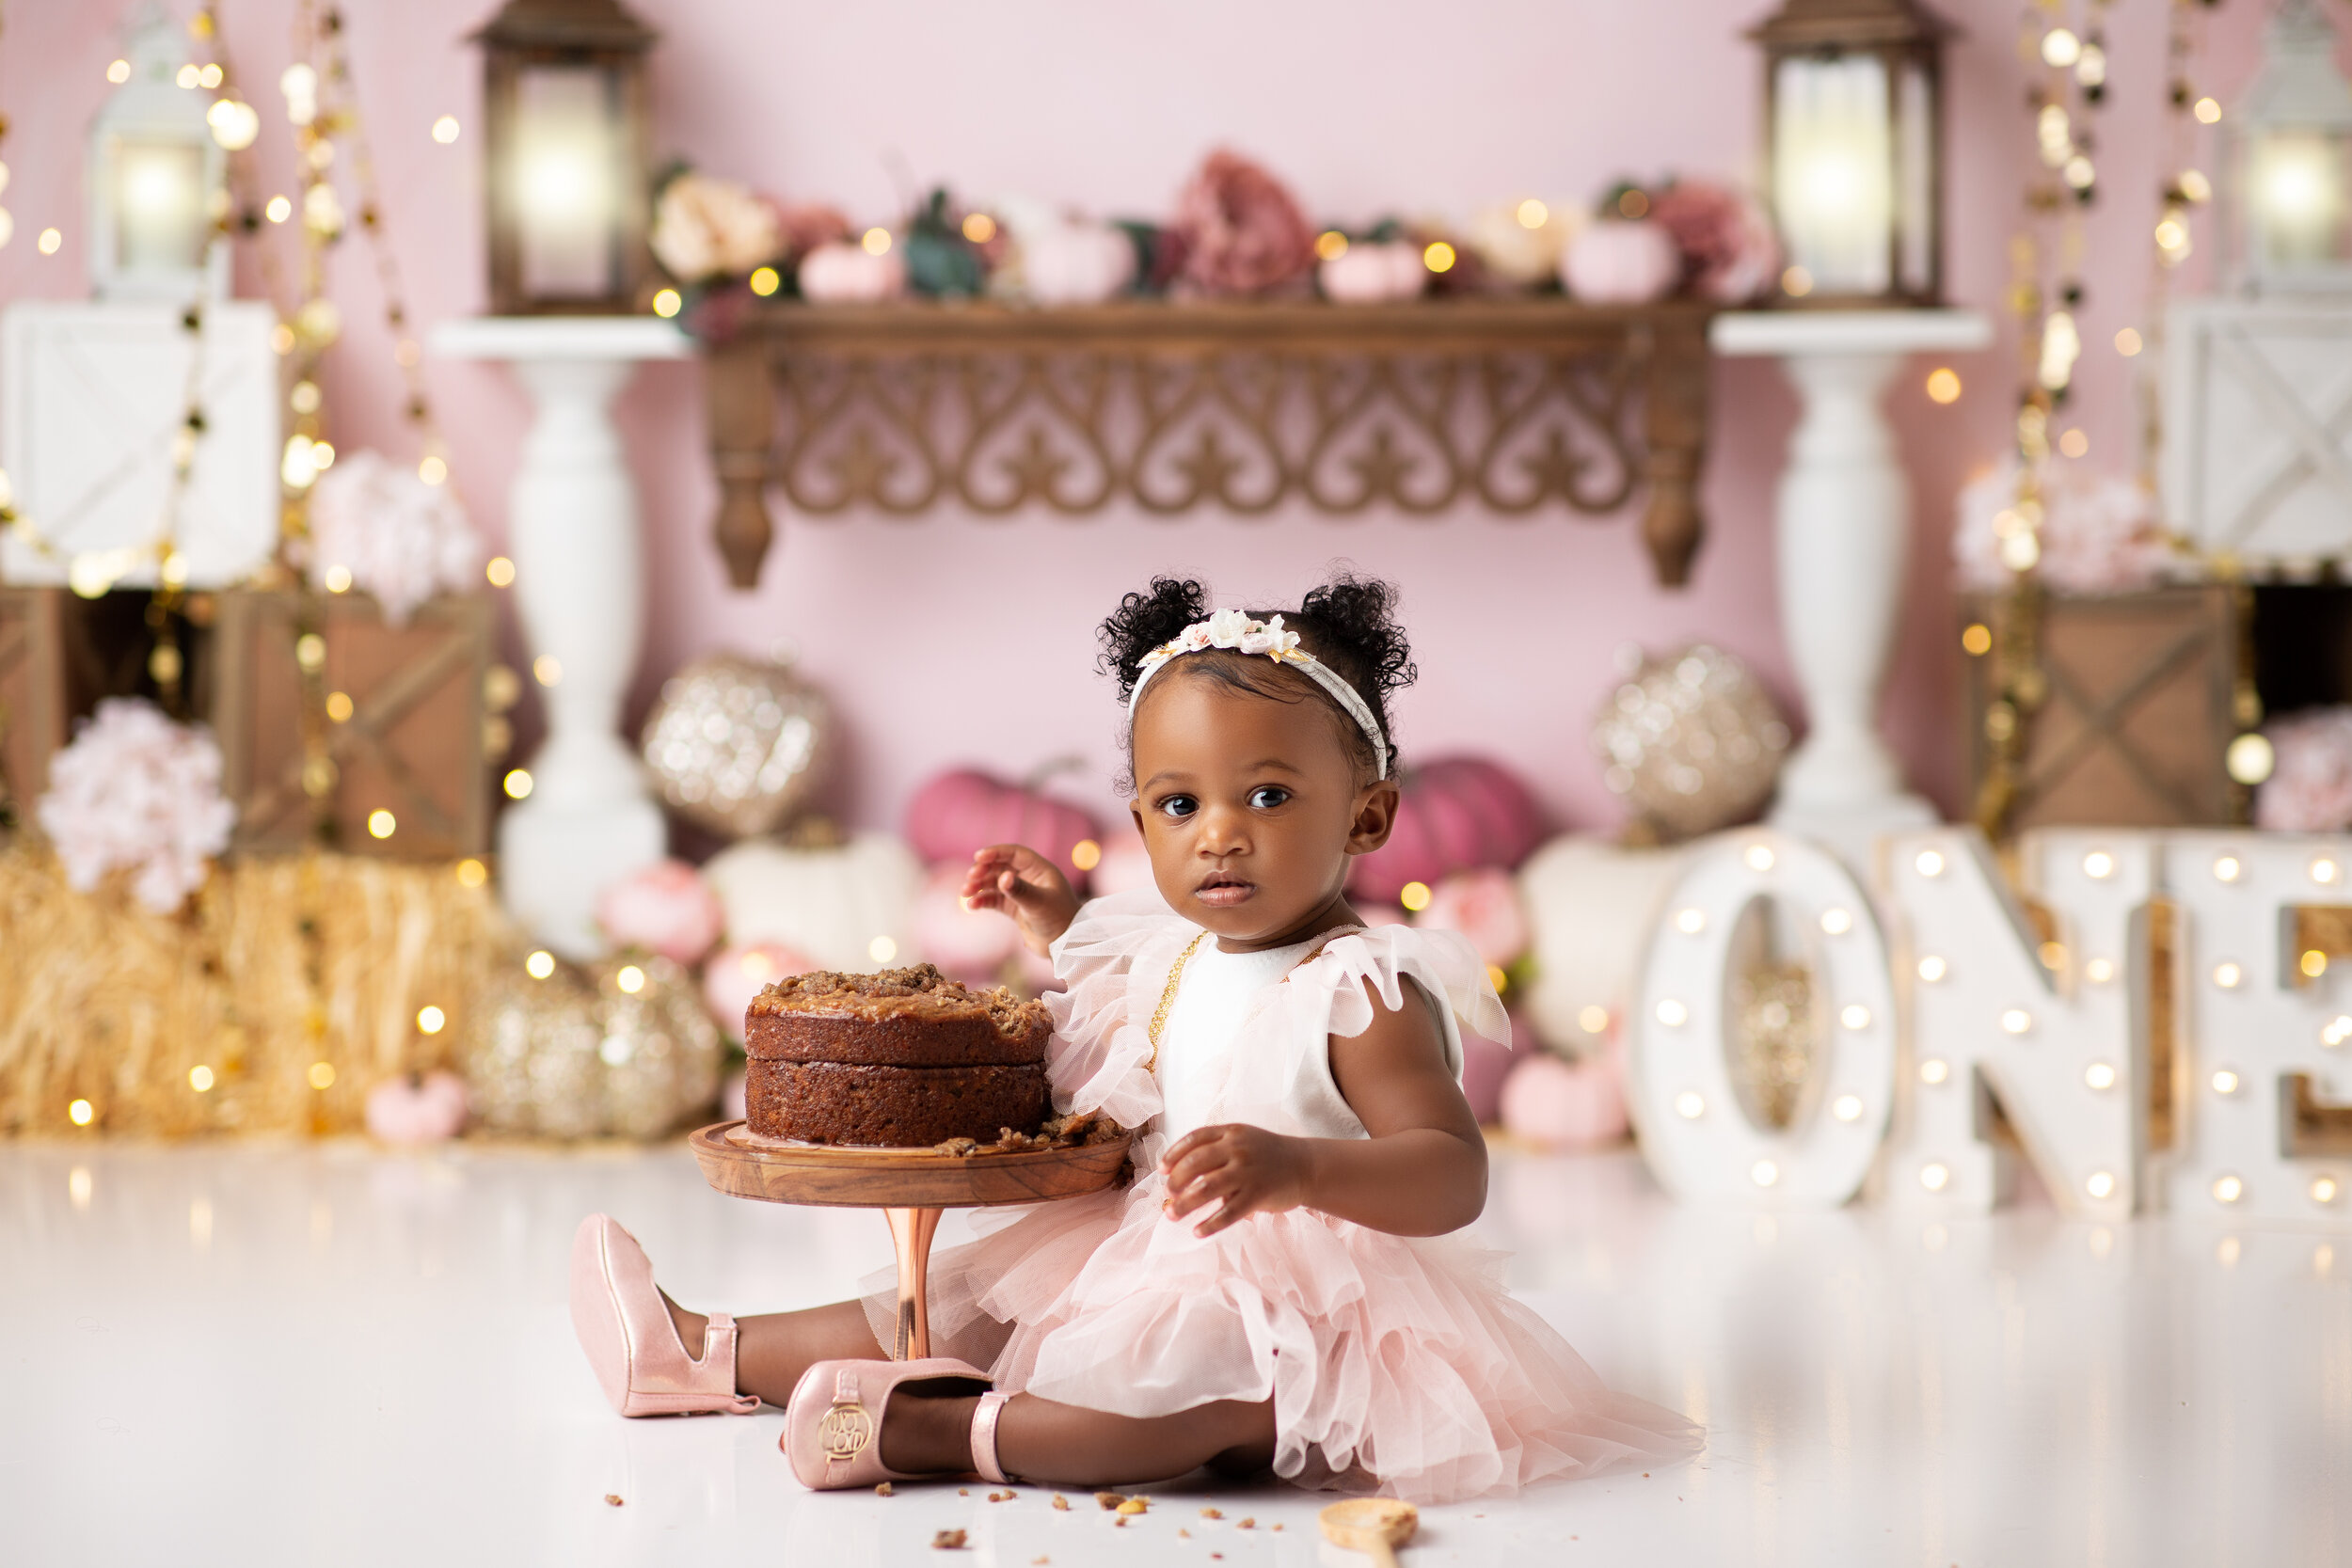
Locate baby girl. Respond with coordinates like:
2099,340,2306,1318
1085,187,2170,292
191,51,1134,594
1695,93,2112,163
570,572,1697,1501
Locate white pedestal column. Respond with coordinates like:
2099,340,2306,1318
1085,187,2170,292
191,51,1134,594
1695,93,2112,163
432,316,692,958
1710,309,1992,863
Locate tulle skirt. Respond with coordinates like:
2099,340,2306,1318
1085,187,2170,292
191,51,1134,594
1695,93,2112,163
862,1172,1700,1504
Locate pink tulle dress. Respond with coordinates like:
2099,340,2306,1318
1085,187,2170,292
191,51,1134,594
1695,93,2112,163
858,890,1700,1503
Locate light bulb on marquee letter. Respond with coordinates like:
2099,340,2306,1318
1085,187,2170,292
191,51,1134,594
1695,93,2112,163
1628,831,1895,1208
1883,829,2145,1220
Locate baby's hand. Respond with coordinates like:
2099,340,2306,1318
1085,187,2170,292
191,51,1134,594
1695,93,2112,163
961,844,1083,957
1159,1124,1312,1238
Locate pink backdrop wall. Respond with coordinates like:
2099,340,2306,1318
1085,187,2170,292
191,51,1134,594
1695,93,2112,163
0,1,2281,844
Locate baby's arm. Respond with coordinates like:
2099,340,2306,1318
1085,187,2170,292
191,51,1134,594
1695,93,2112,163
1160,979,1487,1239
961,844,1084,956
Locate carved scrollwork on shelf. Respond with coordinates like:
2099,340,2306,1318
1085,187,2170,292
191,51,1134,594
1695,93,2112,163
702,299,1715,589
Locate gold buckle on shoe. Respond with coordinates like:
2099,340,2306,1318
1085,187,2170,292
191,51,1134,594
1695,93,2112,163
818,1400,873,1462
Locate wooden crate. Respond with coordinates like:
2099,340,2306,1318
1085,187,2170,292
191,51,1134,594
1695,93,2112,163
0,587,66,832
212,591,493,858
1962,586,2241,831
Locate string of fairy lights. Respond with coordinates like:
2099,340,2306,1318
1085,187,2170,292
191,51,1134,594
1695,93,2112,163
1973,0,2231,837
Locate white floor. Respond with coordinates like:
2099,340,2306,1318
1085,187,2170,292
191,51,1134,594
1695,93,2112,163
1,1139,2344,1568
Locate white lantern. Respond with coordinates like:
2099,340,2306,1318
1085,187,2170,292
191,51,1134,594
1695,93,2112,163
1751,0,1952,307
87,3,227,303
2222,0,2352,294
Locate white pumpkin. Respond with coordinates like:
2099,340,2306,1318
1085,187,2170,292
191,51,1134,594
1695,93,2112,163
700,831,924,974
1559,218,1681,305
1022,222,1136,305
1464,199,1583,286
798,241,907,304
1319,241,1427,304
1518,834,1690,1053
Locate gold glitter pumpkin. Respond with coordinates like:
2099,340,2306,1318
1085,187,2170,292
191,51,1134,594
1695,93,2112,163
1592,644,1791,841
462,954,720,1138
640,654,833,840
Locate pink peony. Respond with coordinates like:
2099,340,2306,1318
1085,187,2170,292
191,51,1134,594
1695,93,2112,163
1954,457,2178,594
307,451,484,626
364,1070,469,1145
1167,150,1315,296
596,859,724,966
1499,1043,1628,1151
2257,707,2352,832
651,172,783,281
37,698,236,913
1413,867,1530,966
1646,179,1781,303
914,862,1023,981
702,941,818,1042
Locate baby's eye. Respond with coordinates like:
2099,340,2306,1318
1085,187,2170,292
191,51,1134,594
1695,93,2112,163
1156,794,1198,819
1248,786,1291,810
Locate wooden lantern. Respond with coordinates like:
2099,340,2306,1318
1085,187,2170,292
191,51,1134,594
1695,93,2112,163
2222,0,2352,295
88,5,228,303
1750,0,1952,307
471,0,657,316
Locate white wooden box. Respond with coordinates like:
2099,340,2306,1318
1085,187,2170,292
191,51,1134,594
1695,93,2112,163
2163,296,2352,569
0,299,279,588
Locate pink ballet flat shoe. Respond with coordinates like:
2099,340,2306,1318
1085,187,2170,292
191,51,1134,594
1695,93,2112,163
782,1357,993,1490
570,1213,759,1418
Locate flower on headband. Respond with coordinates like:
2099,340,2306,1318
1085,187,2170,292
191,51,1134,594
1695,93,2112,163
1206,608,1252,646
1238,615,1300,658
1178,624,1215,654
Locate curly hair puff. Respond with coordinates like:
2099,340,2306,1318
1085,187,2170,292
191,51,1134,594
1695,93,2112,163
1098,569,1417,790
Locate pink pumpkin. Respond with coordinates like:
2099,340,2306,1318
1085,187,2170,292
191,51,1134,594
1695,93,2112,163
1560,218,1681,305
1024,222,1136,305
1459,1009,1526,1124
1319,241,1427,303
799,240,906,303
1499,1045,1628,1151
904,768,1100,886
703,940,818,1041
596,859,723,966
365,1069,469,1145
1348,756,1544,905
914,861,1023,980
1414,866,1530,967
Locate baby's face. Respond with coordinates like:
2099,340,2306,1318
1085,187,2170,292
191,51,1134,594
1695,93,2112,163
1128,671,1395,950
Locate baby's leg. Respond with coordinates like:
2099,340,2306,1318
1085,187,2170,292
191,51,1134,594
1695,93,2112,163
882,1390,1278,1488
664,1298,877,1407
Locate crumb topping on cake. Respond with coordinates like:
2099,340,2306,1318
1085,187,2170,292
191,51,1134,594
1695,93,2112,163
748,963,1049,1038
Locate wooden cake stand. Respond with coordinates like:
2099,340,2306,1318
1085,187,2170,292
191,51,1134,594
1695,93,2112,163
689,1120,1133,1361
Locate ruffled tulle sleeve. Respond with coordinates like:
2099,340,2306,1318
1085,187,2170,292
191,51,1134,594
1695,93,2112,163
1041,889,1196,1132
1212,923,1511,1138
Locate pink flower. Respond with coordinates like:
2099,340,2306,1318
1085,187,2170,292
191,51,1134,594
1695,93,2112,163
1168,150,1315,296
37,698,235,913
307,451,484,626
702,941,818,1042
2257,707,2352,832
1647,179,1780,304
596,859,724,967
1412,867,1530,966
1953,456,2177,594
652,173,783,281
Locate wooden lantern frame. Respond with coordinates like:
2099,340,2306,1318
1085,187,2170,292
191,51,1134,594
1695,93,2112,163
1750,0,1952,309
472,0,657,317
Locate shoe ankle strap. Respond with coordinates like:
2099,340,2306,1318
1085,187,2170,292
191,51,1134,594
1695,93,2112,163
971,1389,1015,1485
699,1311,760,1415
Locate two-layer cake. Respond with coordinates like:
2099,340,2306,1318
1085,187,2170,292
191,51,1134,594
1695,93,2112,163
743,964,1053,1147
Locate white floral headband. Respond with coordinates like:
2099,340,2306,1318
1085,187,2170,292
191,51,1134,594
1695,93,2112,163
1127,609,1390,779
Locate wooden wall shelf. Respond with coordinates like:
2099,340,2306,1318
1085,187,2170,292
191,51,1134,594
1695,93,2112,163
701,297,1717,589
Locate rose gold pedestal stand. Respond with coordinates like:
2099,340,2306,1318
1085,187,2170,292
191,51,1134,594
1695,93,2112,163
690,1121,1133,1360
